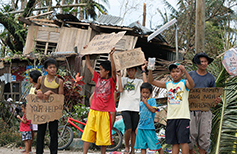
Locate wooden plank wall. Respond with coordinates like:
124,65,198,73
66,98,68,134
23,25,39,55
23,25,61,55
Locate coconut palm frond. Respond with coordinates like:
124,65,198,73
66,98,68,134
162,0,178,16
94,2,108,14
211,76,237,154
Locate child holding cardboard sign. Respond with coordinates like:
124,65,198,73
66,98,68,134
35,58,64,154
82,45,117,154
116,64,147,154
148,62,195,154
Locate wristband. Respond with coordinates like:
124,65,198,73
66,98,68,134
141,70,146,73
36,89,41,93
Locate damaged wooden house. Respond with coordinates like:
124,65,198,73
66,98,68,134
0,13,181,105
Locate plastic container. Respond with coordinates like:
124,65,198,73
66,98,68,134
148,57,156,70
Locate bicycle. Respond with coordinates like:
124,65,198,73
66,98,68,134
58,107,123,151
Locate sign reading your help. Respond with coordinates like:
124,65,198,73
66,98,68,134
26,94,64,124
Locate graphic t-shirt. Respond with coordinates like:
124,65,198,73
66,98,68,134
166,79,190,119
117,77,143,112
19,114,31,132
138,98,156,129
90,71,116,112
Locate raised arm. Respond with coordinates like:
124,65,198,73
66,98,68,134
148,70,166,88
109,47,116,82
85,55,94,75
141,62,147,83
84,45,94,75
116,71,123,93
178,65,195,89
142,98,156,113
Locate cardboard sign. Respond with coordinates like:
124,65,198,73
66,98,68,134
80,31,126,55
26,94,64,124
189,87,223,111
222,47,237,76
113,48,145,70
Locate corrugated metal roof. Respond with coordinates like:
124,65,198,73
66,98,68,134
96,14,122,25
55,14,168,43
128,21,168,44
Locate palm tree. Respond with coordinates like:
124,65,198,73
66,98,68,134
156,0,236,59
79,0,109,20
0,0,36,54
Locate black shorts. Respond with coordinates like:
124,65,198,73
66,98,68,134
121,111,139,131
165,119,190,144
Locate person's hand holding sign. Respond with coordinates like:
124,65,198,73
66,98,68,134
214,97,222,106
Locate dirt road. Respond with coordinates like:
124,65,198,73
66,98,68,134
0,147,101,154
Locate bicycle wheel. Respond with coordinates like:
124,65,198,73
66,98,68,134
106,127,123,151
58,125,74,150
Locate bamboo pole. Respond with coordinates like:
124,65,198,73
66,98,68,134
215,79,227,154
3,3,87,15
26,11,54,19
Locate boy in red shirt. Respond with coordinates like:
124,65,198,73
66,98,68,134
17,102,32,154
82,46,116,154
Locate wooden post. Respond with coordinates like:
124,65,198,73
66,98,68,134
195,0,205,53
142,3,146,27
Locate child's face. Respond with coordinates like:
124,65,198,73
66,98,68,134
29,77,33,83
170,68,183,82
141,88,151,99
45,64,57,76
126,68,137,78
21,105,25,114
99,65,109,79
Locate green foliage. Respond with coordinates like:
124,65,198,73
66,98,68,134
0,118,22,147
211,74,237,153
157,0,237,60
73,105,89,120
0,101,22,147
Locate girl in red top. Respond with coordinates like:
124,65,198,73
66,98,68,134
17,102,32,154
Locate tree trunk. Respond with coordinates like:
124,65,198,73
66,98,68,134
142,3,146,27
195,0,205,53
79,0,83,20
60,0,65,14
73,0,78,17
37,0,42,15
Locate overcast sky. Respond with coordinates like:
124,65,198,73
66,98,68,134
106,0,177,29
0,0,178,31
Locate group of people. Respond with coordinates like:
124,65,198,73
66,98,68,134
81,46,221,154
16,46,221,154
17,58,64,154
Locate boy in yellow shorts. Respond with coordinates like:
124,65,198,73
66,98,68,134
82,46,116,154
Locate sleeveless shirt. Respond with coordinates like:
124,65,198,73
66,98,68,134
40,75,60,94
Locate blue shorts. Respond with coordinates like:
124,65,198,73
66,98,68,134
134,129,162,151
22,131,32,141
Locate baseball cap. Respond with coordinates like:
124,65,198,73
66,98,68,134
192,52,214,64
168,63,180,71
